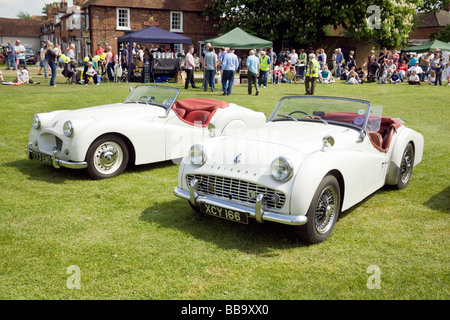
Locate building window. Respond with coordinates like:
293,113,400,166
117,8,130,30
170,11,183,32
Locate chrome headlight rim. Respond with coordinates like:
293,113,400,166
270,156,294,181
31,115,41,130
63,120,74,137
190,144,207,166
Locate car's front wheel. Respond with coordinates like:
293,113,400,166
294,175,341,244
86,135,129,179
396,142,414,190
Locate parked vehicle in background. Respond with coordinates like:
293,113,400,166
25,46,37,65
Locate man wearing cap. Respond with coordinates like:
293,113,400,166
221,47,239,96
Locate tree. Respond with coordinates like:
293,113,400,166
429,25,450,42
418,0,450,13
205,0,422,49
17,11,31,20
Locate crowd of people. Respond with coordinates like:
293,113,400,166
2,39,449,93
180,44,449,96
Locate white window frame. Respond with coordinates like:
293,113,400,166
170,11,183,32
117,8,131,31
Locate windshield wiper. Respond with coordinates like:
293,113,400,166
277,114,298,122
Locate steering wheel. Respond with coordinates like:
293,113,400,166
288,110,313,118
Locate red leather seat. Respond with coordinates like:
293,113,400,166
172,107,186,119
368,132,383,149
184,110,211,126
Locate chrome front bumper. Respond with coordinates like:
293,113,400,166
26,143,88,170
173,179,307,226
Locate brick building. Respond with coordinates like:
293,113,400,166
73,0,218,59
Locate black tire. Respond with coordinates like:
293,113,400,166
85,135,129,180
294,175,341,244
396,142,414,190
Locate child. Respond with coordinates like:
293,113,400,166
273,62,282,84
408,70,421,85
427,70,436,85
389,70,401,84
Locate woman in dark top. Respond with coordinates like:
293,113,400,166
46,42,57,87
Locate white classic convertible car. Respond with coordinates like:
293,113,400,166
26,85,266,179
174,96,424,244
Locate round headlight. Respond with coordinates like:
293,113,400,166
270,156,294,181
190,144,207,166
31,115,41,129
63,121,74,137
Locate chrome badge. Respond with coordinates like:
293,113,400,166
234,153,242,164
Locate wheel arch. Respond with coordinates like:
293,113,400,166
327,169,345,209
87,132,136,166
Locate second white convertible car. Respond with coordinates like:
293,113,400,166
26,85,266,179
174,96,424,244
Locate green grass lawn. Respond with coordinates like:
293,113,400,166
0,66,449,300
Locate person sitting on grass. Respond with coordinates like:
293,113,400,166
83,62,99,85
357,67,366,84
427,70,436,85
14,64,39,84
346,69,360,84
397,60,408,81
319,66,334,84
408,70,421,85
389,70,402,84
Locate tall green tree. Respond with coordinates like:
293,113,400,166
205,0,422,48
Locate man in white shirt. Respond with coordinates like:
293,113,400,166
15,39,26,69
289,49,298,65
184,46,198,89
407,62,423,77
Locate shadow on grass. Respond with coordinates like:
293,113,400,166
3,159,87,183
423,185,450,213
140,198,307,255
3,158,177,184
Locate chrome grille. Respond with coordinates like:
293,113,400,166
55,136,63,152
187,174,286,210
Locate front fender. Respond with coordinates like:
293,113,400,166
68,120,167,164
290,148,369,215
385,127,424,185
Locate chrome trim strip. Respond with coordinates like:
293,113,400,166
174,187,307,226
26,145,87,169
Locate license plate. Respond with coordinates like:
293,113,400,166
32,151,53,166
199,203,248,224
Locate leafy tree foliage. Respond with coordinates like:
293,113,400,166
205,0,422,48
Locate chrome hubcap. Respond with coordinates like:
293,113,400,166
94,142,123,174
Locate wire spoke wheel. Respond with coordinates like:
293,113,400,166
295,175,341,244
314,186,338,235
396,143,414,189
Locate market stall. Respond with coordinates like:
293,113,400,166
117,26,192,82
